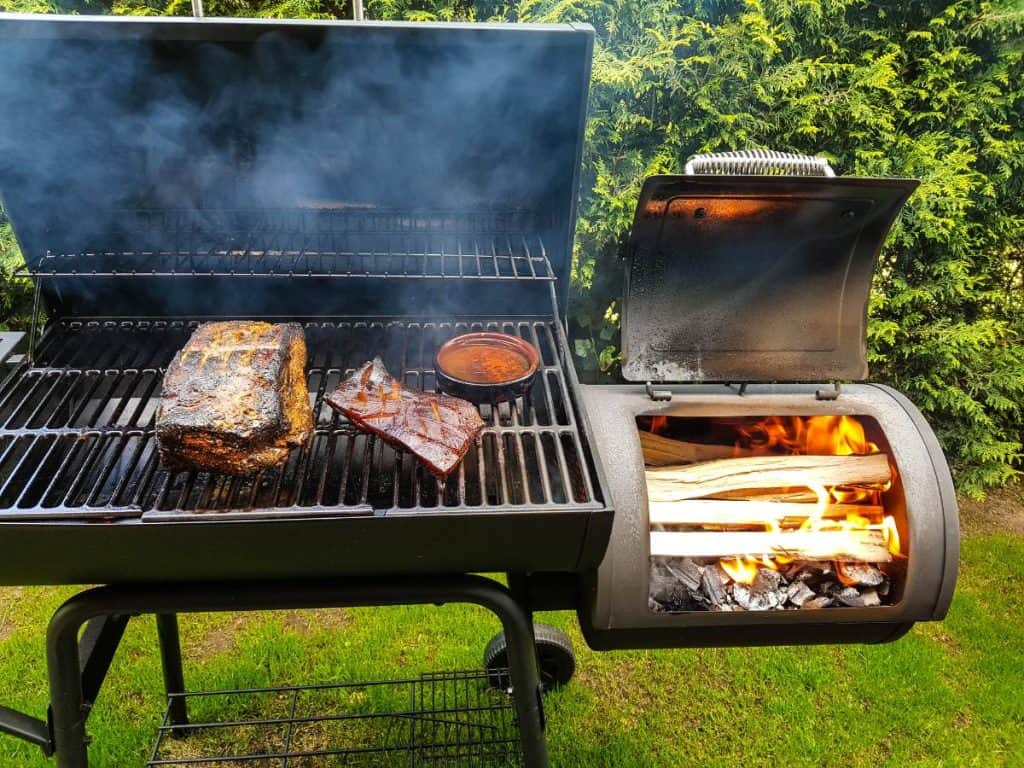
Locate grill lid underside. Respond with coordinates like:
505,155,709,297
0,15,593,317
621,175,918,383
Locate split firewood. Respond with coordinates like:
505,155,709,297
639,432,751,466
708,487,821,503
645,453,891,503
648,500,885,527
649,529,892,563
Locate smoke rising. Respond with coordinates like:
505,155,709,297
0,17,590,317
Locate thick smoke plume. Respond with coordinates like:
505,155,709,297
0,18,589,317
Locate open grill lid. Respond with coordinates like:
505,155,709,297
621,151,918,383
0,15,593,316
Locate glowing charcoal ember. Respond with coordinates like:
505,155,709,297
700,565,727,606
786,581,816,607
751,567,782,594
801,596,834,610
836,562,885,587
836,587,868,607
860,588,882,608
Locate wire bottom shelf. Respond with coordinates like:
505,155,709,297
147,670,524,768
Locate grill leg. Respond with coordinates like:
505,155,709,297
487,589,548,768
46,602,90,768
156,614,189,732
43,576,549,768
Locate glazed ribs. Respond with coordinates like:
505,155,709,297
325,358,484,477
156,321,313,475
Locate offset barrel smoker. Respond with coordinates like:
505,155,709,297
0,12,960,765
579,154,959,649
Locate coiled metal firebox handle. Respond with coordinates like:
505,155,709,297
684,149,835,177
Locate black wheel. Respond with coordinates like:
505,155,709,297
484,622,576,693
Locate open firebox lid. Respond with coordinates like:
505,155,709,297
0,14,592,316
621,151,918,383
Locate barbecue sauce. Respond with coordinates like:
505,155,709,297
437,342,533,384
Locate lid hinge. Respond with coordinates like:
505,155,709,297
815,381,842,401
645,382,672,402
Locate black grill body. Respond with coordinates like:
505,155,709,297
0,317,611,585
0,15,612,586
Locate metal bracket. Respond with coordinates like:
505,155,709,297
0,705,53,755
27,276,43,366
645,382,672,402
79,615,131,714
0,332,24,367
815,381,842,401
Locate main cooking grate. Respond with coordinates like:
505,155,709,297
19,209,555,281
0,318,601,521
147,670,523,767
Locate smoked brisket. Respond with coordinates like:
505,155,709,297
157,321,313,475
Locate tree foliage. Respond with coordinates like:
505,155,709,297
0,208,35,333
0,0,1021,493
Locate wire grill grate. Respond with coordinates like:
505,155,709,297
0,318,601,521
19,210,555,281
147,671,524,768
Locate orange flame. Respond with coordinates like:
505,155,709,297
733,415,880,457
881,515,901,556
649,416,669,435
710,415,904,583
720,556,760,585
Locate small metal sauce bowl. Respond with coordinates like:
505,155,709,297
435,332,540,404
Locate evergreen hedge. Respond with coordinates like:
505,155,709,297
1,0,1021,494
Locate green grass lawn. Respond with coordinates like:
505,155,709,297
1,531,1022,767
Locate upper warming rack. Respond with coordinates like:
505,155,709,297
18,209,555,282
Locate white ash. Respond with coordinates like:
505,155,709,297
649,557,893,613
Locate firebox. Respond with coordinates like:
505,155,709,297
577,152,959,649
642,413,906,613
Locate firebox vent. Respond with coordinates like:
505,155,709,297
620,171,918,384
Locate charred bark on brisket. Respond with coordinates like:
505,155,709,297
156,321,313,475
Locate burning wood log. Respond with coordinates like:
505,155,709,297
648,500,885,527
645,453,891,503
649,529,892,563
639,432,751,466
